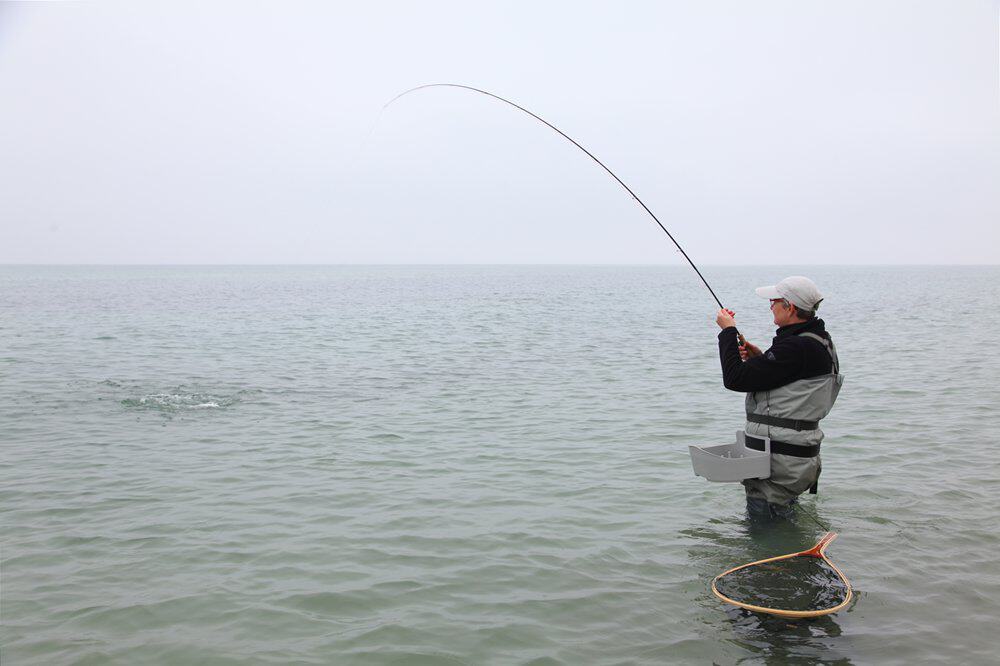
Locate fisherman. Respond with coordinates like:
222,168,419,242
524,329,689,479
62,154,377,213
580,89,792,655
714,276,843,519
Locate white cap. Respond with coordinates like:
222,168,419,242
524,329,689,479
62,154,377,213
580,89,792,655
755,276,824,312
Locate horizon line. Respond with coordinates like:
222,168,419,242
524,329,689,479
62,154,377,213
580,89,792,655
2,262,999,268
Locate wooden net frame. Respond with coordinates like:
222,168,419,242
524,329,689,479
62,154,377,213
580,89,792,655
712,532,853,618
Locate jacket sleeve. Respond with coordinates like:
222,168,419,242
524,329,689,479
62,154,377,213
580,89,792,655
717,327,803,393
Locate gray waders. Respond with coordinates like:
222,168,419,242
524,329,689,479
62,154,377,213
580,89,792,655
743,332,843,509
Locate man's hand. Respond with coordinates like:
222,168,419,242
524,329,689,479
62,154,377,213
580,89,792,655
715,308,736,330
739,340,763,361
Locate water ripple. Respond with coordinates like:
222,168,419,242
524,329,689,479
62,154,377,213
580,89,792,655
3,265,999,665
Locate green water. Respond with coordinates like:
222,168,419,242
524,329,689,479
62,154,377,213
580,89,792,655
3,265,998,664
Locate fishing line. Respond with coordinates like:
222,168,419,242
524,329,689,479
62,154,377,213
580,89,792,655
799,504,831,532
382,83,729,312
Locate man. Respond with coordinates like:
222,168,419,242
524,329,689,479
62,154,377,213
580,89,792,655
714,276,843,519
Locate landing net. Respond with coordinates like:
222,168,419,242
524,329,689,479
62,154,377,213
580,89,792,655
712,532,852,618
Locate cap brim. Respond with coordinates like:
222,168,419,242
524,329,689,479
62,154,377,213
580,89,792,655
755,285,781,299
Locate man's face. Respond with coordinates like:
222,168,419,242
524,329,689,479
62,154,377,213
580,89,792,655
770,298,796,327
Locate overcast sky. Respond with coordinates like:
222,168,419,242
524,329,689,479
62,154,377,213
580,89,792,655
1,1,997,264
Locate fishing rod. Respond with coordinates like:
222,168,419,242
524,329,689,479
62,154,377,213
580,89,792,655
384,83,748,344
383,86,845,532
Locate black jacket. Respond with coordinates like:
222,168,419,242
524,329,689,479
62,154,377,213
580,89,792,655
718,318,834,393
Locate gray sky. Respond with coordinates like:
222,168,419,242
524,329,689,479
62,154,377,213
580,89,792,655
1,1,998,264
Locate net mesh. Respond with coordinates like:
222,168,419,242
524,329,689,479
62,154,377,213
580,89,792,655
714,555,849,613
712,533,852,617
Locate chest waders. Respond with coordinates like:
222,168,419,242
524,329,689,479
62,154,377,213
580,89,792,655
742,332,843,506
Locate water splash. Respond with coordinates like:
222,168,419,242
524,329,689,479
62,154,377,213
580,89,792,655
119,388,253,413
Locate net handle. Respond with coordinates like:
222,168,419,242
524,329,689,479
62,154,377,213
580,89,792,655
801,532,838,558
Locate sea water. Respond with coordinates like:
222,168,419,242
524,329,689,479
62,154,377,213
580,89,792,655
2,265,998,664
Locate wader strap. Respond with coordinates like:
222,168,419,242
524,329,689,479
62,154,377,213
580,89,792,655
745,436,820,458
798,332,827,345
746,413,819,431
799,331,839,374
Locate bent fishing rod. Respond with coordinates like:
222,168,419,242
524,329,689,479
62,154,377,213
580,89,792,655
384,83,746,343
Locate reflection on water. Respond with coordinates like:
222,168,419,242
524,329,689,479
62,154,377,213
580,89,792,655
727,607,851,666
